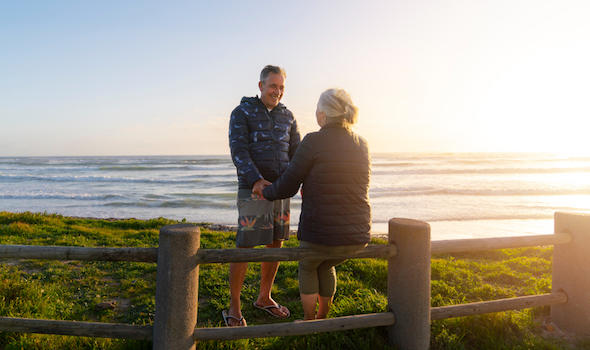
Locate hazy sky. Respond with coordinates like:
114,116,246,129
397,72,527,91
1,0,589,156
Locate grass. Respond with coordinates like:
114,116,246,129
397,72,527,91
0,211,586,349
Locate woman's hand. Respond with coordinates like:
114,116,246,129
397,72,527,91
252,178,271,199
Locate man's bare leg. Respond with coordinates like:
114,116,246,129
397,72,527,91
255,240,290,317
228,260,248,326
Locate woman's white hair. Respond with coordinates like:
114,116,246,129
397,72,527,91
317,88,358,126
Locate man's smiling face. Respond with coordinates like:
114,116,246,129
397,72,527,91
259,72,285,109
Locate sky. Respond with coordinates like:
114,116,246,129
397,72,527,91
1,0,589,156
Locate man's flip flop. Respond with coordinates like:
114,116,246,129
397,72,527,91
222,310,246,327
253,301,291,318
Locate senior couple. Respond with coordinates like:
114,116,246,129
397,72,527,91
225,65,371,326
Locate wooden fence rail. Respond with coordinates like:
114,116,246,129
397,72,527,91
193,312,396,341
194,244,397,263
0,232,568,264
0,244,395,264
431,292,568,320
431,232,572,254
0,245,158,262
0,317,152,340
0,211,589,349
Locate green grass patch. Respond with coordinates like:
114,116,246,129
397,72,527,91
0,211,585,349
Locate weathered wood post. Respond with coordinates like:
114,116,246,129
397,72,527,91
552,212,590,336
153,224,200,349
387,218,431,349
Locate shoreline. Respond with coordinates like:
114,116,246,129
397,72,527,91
1,211,557,241
4,211,394,239
57,214,242,233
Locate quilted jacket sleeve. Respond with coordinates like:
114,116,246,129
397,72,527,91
229,107,263,187
263,134,314,200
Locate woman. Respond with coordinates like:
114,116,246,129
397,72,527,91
262,88,371,320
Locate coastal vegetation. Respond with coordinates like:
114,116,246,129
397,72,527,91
0,212,586,349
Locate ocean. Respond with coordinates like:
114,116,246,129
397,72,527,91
1,153,589,240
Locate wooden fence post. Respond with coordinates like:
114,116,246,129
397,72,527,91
153,224,200,350
552,212,590,336
387,218,431,349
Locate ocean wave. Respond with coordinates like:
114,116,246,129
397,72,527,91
98,165,195,171
0,156,232,168
0,193,122,200
0,173,238,186
171,192,237,199
181,173,236,179
0,174,188,184
104,199,234,209
0,159,135,167
371,162,420,168
139,192,237,201
180,158,232,165
372,153,590,163
369,187,590,197
371,212,554,223
98,164,234,171
143,194,172,200
0,166,90,172
427,213,554,222
371,166,590,176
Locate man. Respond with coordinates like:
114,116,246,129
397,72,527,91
225,65,300,326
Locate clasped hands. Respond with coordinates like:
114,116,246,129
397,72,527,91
252,178,303,200
252,178,271,199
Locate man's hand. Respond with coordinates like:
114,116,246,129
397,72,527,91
252,178,271,199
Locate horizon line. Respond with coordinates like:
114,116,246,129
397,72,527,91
0,151,586,158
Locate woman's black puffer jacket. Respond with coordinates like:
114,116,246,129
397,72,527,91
263,122,371,246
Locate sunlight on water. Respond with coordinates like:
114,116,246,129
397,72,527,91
371,219,555,241
1,153,590,240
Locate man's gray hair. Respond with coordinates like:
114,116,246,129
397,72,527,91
260,65,286,83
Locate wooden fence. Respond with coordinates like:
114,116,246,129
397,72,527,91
0,211,589,349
